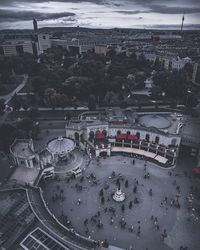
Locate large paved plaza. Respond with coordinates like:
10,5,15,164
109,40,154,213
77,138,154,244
42,151,200,250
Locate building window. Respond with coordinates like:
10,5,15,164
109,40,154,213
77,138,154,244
102,130,107,136
127,131,131,135
171,139,177,146
136,132,140,139
117,130,121,135
145,134,150,142
155,136,159,144
16,45,24,55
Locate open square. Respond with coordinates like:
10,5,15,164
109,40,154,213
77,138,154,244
41,151,200,250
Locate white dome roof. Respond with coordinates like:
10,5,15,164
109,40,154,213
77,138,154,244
47,136,75,155
139,115,171,129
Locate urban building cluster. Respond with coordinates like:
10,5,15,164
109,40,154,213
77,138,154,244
0,17,200,250
0,19,199,79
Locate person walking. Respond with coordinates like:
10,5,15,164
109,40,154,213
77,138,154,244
161,229,167,241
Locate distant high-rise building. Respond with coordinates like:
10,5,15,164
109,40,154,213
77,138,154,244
33,18,38,33
181,15,185,31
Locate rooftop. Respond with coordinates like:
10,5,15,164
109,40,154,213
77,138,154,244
66,112,182,136
1,39,32,45
10,139,35,159
139,114,171,129
20,227,68,250
47,136,75,155
10,164,40,185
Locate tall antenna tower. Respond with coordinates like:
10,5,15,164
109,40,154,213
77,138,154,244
181,14,185,31
33,18,38,33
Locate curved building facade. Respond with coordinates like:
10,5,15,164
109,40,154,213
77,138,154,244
65,113,182,166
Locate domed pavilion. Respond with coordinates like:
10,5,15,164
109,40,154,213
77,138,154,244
47,136,75,161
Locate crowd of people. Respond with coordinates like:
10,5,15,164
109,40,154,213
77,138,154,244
47,156,199,250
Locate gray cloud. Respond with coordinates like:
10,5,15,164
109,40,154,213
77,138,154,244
149,5,200,14
0,0,199,13
115,6,200,15
0,0,199,29
0,0,199,7
0,9,75,21
0,0,104,6
115,11,143,15
0,0,182,7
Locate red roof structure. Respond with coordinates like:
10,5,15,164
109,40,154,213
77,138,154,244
116,134,127,140
192,167,200,175
127,135,138,141
95,133,105,139
116,134,138,141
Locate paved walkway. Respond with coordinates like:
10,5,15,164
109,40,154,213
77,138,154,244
0,74,28,125
0,74,28,105
27,187,98,250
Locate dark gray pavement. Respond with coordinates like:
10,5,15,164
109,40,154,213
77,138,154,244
42,151,200,250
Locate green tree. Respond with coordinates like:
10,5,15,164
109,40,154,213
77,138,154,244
0,124,16,152
44,88,57,108
11,94,22,111
31,76,46,96
17,118,34,133
88,94,96,110
0,99,5,113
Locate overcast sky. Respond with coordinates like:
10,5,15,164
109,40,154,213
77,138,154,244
0,0,200,30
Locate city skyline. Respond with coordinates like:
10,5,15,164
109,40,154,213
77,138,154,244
0,0,200,30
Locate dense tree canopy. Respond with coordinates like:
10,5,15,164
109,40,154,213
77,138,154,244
0,117,39,152
0,46,198,109
152,70,189,99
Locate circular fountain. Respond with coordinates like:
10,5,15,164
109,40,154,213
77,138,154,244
113,182,126,202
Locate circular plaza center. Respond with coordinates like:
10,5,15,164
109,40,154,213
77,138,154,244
41,152,200,250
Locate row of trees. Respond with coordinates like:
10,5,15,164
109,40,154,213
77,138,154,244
0,53,41,76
